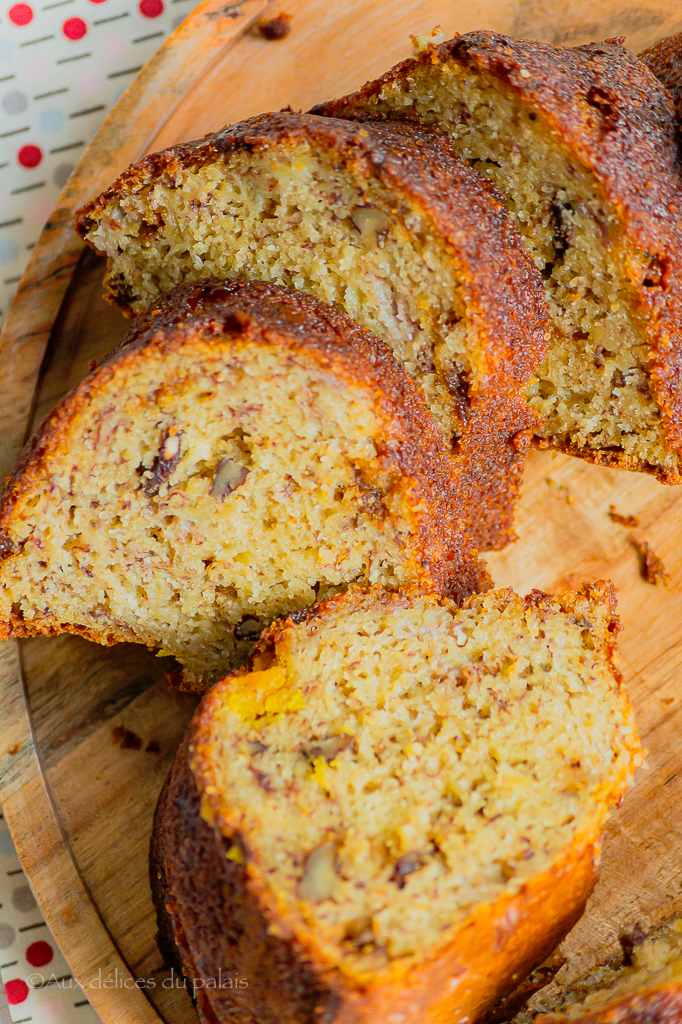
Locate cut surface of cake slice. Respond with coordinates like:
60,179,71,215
0,280,487,689
75,110,550,550
314,34,682,483
525,917,682,1024
151,583,643,1024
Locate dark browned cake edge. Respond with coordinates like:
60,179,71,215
640,32,682,120
74,110,551,550
111,278,489,602
0,279,489,656
312,34,682,481
151,742,337,1024
149,580,631,1024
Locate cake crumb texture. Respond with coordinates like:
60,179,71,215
0,280,485,688
314,33,682,481
152,583,643,1023
75,110,550,550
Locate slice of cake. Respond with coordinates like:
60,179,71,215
527,917,682,1024
151,583,643,1024
641,33,682,117
0,280,487,689
314,34,682,483
74,110,550,551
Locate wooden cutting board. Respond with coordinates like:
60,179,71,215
1,1,682,1022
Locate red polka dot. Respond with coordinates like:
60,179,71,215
26,940,53,968
5,978,29,1005
87,0,107,3
17,144,42,169
62,16,87,39
8,3,33,25
139,0,164,17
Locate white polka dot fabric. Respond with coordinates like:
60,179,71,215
0,0,202,324
0,815,101,1021
1,3,203,1018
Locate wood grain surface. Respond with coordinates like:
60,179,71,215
1,1,681,1022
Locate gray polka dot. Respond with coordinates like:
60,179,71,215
12,884,36,912
0,239,18,264
2,90,28,115
53,162,73,188
0,826,16,856
0,922,15,949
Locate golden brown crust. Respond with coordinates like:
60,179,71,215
313,34,682,478
151,742,335,1024
149,770,182,974
75,110,550,550
149,581,640,1024
75,113,547,401
479,953,568,1024
534,436,681,479
154,742,602,1024
252,579,622,677
640,33,682,120
0,279,488,646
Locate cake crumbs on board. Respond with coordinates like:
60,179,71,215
112,725,142,750
608,504,640,528
545,477,574,504
258,12,292,40
633,540,669,586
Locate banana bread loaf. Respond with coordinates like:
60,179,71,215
314,33,682,483
0,280,486,689
74,110,550,551
151,583,643,1024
